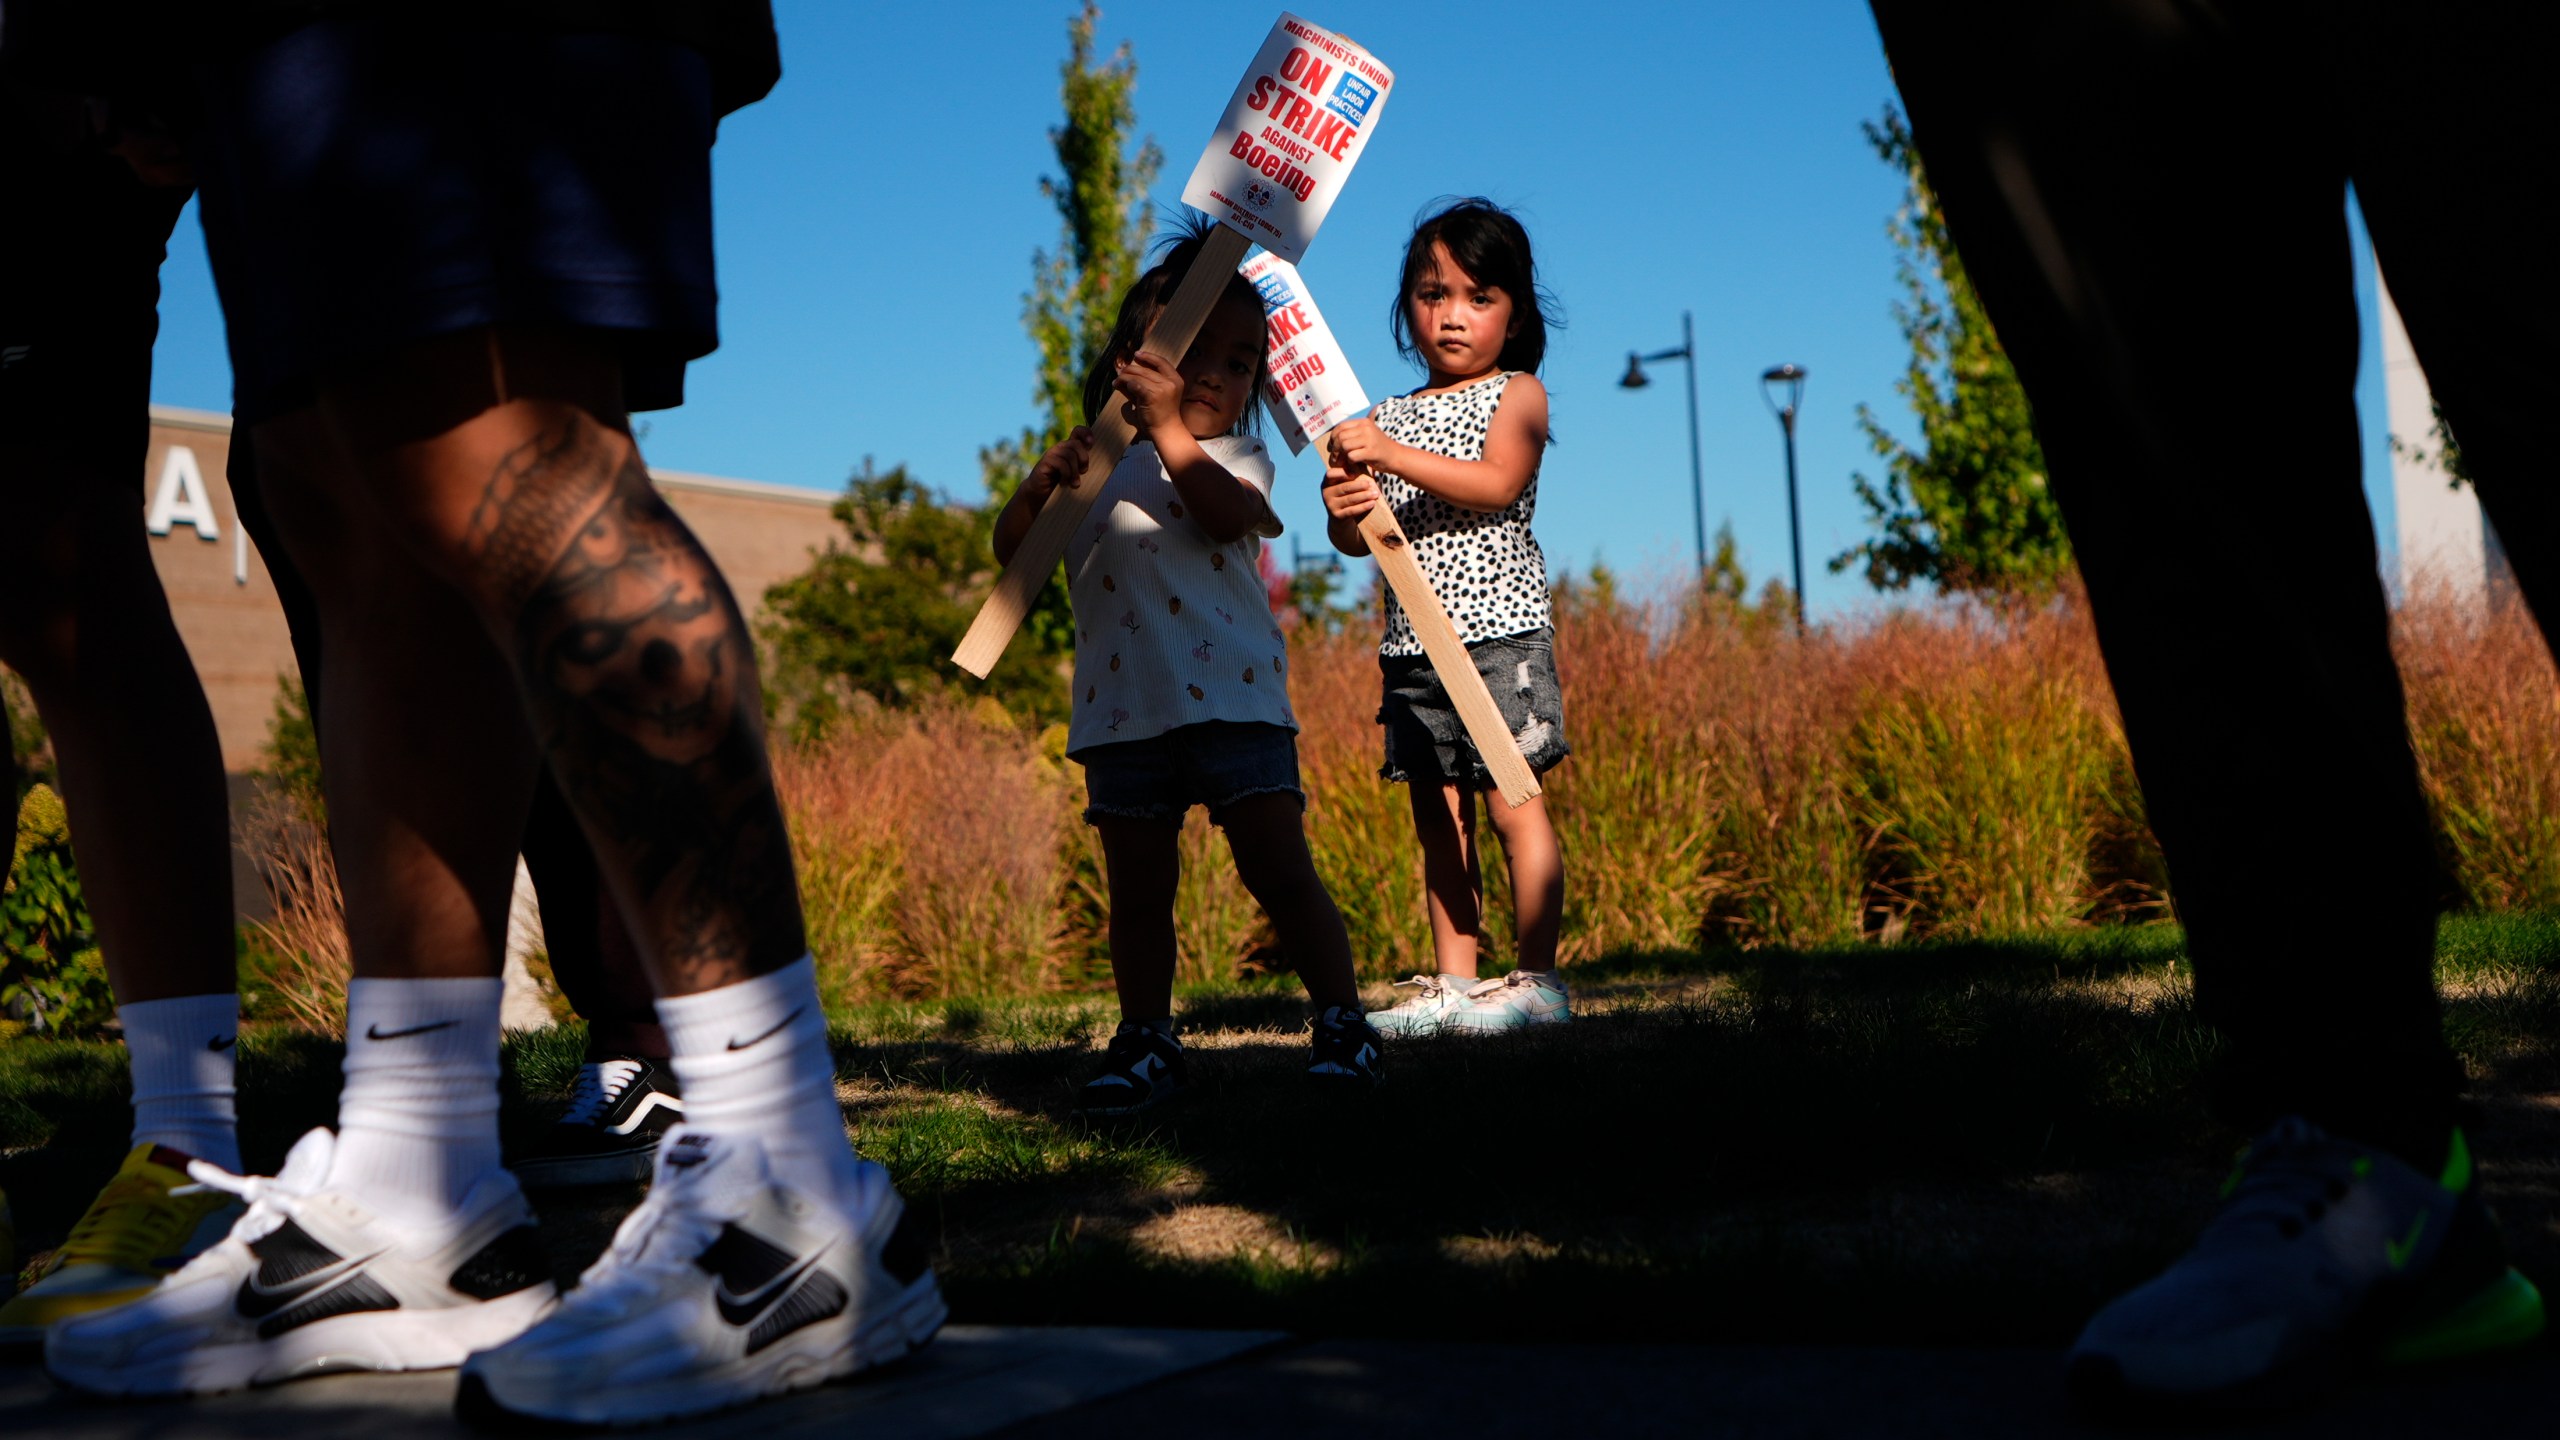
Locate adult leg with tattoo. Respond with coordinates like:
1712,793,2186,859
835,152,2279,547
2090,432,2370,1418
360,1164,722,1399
233,435,682,1190
307,326,854,1204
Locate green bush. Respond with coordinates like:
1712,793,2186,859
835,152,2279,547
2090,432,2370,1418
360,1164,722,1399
2,785,112,1039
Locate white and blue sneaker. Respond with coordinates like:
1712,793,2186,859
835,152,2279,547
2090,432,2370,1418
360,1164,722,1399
2068,1118,2544,1409
458,1128,944,1429
1366,974,1478,1036
1441,970,1572,1034
44,1128,556,1397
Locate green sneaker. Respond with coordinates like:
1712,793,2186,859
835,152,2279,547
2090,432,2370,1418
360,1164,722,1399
2067,1118,2544,1409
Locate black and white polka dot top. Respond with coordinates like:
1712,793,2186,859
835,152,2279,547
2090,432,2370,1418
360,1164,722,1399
1372,371,1551,656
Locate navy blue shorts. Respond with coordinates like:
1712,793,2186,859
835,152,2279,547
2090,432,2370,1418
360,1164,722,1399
188,19,720,422
1077,721,1306,827
0,103,188,446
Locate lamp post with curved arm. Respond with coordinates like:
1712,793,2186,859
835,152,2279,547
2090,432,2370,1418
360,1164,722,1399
1618,310,1705,579
1761,363,1807,625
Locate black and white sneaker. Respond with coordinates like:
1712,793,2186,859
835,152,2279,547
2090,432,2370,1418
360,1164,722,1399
1309,1007,1384,1088
457,1128,944,1428
1073,1025,1186,1117
44,1128,557,1397
514,1056,684,1190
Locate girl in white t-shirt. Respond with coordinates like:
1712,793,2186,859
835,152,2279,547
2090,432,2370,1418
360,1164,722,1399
993,229,1379,1114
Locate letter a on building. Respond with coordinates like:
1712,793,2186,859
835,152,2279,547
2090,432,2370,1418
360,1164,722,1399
148,444,222,540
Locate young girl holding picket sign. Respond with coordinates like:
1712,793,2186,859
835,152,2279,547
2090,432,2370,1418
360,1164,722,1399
1322,199,1572,1035
994,228,1383,1114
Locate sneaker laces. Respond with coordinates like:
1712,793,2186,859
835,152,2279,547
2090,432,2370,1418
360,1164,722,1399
559,1059,647,1127
172,1160,308,1255
1466,972,1538,1002
2204,1119,2377,1246
54,1173,203,1268
569,1152,749,1318
1386,975,1453,1009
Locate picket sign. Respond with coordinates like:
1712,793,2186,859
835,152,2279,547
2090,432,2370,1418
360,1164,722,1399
952,14,1395,679
1245,255,1541,809
949,224,1252,678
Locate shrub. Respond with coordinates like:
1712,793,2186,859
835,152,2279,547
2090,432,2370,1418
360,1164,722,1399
2,784,111,1038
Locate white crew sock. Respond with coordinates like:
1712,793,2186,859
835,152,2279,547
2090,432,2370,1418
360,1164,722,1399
118,993,242,1173
331,977,504,1228
658,956,869,1206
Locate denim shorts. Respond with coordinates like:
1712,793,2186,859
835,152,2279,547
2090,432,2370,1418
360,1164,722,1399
1078,721,1305,826
1380,628,1572,789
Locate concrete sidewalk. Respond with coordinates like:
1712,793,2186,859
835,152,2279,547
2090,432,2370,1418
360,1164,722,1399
0,1325,1280,1440
7,1329,2556,1438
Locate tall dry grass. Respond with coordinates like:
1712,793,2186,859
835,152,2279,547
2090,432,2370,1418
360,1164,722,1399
237,790,352,1032
2397,586,2560,911
219,580,2560,1012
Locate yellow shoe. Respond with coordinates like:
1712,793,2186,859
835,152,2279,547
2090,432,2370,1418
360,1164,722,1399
0,1144,241,1344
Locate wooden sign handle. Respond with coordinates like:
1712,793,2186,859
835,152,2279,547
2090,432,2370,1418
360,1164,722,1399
952,224,1257,678
1353,493,1543,809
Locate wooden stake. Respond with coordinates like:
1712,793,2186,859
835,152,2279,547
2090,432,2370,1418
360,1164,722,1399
952,224,1255,678
1354,499,1543,810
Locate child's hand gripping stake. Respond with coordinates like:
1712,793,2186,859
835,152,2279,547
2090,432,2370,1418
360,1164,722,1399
1244,254,1542,809
953,13,1397,678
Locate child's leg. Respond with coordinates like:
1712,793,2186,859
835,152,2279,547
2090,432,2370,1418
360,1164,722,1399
1217,794,1358,1012
1410,781,1485,979
1485,793,1566,973
1097,818,1183,1022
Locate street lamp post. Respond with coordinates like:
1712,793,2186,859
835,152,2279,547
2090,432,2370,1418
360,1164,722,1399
1618,311,1706,579
1761,364,1807,625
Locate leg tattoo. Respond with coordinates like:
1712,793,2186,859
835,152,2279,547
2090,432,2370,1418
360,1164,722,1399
465,415,804,988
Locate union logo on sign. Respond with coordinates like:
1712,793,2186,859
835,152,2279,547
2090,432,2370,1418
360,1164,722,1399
1245,181,1275,209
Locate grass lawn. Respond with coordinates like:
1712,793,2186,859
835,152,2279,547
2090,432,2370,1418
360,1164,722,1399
9,915,2560,1348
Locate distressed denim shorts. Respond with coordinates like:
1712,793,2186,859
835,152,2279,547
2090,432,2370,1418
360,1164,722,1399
1077,721,1306,826
1379,627,1572,789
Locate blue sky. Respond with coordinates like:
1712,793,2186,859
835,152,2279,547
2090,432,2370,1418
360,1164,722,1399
144,2,2399,619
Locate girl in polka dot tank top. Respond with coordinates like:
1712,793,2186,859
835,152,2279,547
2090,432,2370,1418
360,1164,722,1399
1320,199,1576,1036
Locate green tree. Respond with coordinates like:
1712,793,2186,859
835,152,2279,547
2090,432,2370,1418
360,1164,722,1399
2391,400,2473,489
762,460,1063,733
980,2,1162,653
258,672,325,819
1835,106,2070,597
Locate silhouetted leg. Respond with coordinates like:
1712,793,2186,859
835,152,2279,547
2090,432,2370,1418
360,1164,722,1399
1872,0,2455,1159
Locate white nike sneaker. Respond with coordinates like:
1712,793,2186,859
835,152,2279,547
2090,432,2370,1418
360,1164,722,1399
44,1128,556,1396
458,1128,945,1428
1441,970,1572,1034
1366,974,1478,1036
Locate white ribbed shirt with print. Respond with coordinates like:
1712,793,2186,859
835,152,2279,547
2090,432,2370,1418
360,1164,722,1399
1065,435,1298,757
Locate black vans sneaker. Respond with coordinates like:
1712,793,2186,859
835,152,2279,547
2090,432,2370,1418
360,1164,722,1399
1074,1025,1186,1117
513,1056,683,1189
1309,1007,1384,1087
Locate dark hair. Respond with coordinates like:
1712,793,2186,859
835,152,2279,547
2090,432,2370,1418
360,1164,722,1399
1080,219,1269,436
1388,198,1561,375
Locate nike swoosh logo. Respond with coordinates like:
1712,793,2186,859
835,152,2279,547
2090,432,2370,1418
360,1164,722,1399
726,1007,806,1052
714,1249,826,1327
208,1034,238,1052
235,1249,386,1319
2387,1213,2429,1270
366,1020,459,1041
